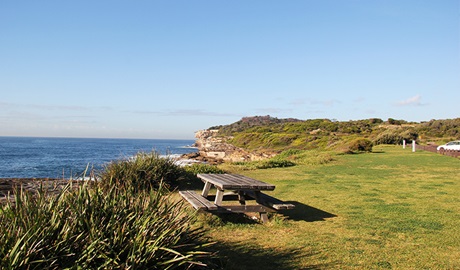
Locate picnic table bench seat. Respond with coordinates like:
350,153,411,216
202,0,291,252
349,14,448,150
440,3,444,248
179,190,218,211
243,190,295,210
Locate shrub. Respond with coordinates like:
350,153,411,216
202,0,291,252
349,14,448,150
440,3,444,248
265,133,298,148
275,149,304,159
226,157,295,171
0,183,216,269
347,138,373,153
98,151,184,191
277,149,335,166
373,129,418,145
256,159,295,169
224,161,251,171
183,163,226,175
400,129,419,142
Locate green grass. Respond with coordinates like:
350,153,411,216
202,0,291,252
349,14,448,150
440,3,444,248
190,145,460,269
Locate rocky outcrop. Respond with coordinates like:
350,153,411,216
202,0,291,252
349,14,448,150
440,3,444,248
0,178,84,204
194,129,275,162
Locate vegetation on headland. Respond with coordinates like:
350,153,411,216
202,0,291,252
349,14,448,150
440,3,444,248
205,116,459,171
210,116,460,154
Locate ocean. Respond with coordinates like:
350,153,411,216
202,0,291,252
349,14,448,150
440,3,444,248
0,137,197,179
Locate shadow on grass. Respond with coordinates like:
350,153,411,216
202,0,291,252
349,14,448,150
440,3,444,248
213,212,260,225
197,201,337,225
211,241,325,270
187,201,337,225
280,201,337,222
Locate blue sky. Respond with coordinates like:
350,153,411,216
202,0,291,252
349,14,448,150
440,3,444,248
1,1,459,139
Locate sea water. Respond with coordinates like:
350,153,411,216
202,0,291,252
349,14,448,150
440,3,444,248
0,137,197,179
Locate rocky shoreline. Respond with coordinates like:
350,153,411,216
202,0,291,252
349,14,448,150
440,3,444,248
193,129,276,162
1,129,268,202
0,178,83,203
179,151,224,165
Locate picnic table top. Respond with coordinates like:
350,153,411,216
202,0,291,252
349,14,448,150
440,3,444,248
197,173,276,191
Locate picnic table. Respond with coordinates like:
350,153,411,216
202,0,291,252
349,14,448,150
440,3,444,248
179,174,294,223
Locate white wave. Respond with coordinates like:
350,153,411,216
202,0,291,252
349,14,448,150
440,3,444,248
180,145,198,149
160,154,182,159
174,159,202,167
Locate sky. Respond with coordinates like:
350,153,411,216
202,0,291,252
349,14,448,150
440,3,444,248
1,1,459,139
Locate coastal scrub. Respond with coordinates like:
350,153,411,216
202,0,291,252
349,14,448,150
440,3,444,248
98,151,184,192
0,183,216,269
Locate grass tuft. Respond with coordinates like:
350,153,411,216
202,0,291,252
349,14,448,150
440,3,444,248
98,151,185,192
0,182,217,269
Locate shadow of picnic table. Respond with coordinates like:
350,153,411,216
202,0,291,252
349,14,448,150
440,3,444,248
280,201,337,222
205,201,336,225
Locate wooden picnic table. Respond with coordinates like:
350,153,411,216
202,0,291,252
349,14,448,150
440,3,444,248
179,173,294,223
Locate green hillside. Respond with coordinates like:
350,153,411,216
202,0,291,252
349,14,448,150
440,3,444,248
209,116,460,153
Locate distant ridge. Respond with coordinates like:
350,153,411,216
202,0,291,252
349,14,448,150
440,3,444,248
204,116,460,152
209,115,303,135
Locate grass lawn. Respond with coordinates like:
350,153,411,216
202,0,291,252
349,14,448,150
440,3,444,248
190,145,460,269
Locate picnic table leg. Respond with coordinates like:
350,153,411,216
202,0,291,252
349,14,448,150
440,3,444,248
259,212,269,223
237,190,246,205
254,191,269,223
253,191,263,204
214,188,224,205
201,181,212,197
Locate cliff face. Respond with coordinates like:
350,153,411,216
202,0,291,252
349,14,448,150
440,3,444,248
194,130,275,162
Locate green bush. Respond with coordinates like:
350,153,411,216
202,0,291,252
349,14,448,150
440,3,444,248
0,183,216,269
228,157,295,171
347,138,373,153
373,129,418,145
416,118,460,138
183,163,226,175
400,129,419,142
265,133,298,148
98,151,184,191
276,149,335,166
275,149,304,159
256,159,295,169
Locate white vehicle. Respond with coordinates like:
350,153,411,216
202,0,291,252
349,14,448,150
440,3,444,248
437,141,460,151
